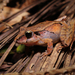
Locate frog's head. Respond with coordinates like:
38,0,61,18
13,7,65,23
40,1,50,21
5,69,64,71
17,30,40,46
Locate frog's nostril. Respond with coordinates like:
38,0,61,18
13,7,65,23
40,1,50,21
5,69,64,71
17,40,21,44
19,35,24,39
16,35,24,44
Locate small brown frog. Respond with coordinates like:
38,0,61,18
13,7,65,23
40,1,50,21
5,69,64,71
15,20,74,57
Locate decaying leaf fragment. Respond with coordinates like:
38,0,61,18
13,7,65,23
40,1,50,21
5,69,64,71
0,0,9,12
0,7,30,32
0,7,30,23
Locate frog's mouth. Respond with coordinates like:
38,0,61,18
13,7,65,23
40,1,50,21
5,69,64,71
17,36,27,44
17,30,34,44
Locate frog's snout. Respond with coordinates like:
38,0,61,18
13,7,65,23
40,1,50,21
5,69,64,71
17,36,27,44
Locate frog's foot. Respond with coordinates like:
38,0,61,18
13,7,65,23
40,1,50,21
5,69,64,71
39,50,52,59
39,51,47,59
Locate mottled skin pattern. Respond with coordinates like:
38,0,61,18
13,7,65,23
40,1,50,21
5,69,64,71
15,20,75,56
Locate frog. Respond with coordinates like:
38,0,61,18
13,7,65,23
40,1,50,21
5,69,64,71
15,20,75,57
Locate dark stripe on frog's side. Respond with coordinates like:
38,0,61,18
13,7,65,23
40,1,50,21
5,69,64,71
34,23,62,44
38,30,60,44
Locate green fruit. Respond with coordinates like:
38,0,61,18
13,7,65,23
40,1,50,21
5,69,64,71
16,44,25,53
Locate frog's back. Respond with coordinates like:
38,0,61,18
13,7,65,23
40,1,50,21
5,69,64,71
26,21,63,33
26,21,52,32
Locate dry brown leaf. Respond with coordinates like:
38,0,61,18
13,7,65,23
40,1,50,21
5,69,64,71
0,7,30,24
0,0,9,12
20,0,38,9
0,7,30,32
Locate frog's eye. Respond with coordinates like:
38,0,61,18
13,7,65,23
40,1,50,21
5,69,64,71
25,31,33,38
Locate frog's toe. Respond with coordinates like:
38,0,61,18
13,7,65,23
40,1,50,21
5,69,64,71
39,51,48,59
54,43,63,53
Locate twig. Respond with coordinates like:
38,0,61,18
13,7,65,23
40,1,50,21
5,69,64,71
22,64,75,75
0,0,47,27
55,51,65,69
23,53,41,72
31,0,60,24
5,59,22,73
0,24,22,41
12,57,27,72
59,0,75,17
0,30,19,49
28,0,57,24
67,5,75,15
70,49,75,66
0,13,36,67
63,52,71,67
15,57,31,72
1,64,75,75
0,41,15,67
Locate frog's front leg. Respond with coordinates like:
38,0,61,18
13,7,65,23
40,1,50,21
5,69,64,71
40,38,53,57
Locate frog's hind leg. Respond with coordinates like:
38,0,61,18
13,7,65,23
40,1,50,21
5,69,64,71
60,21,74,48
